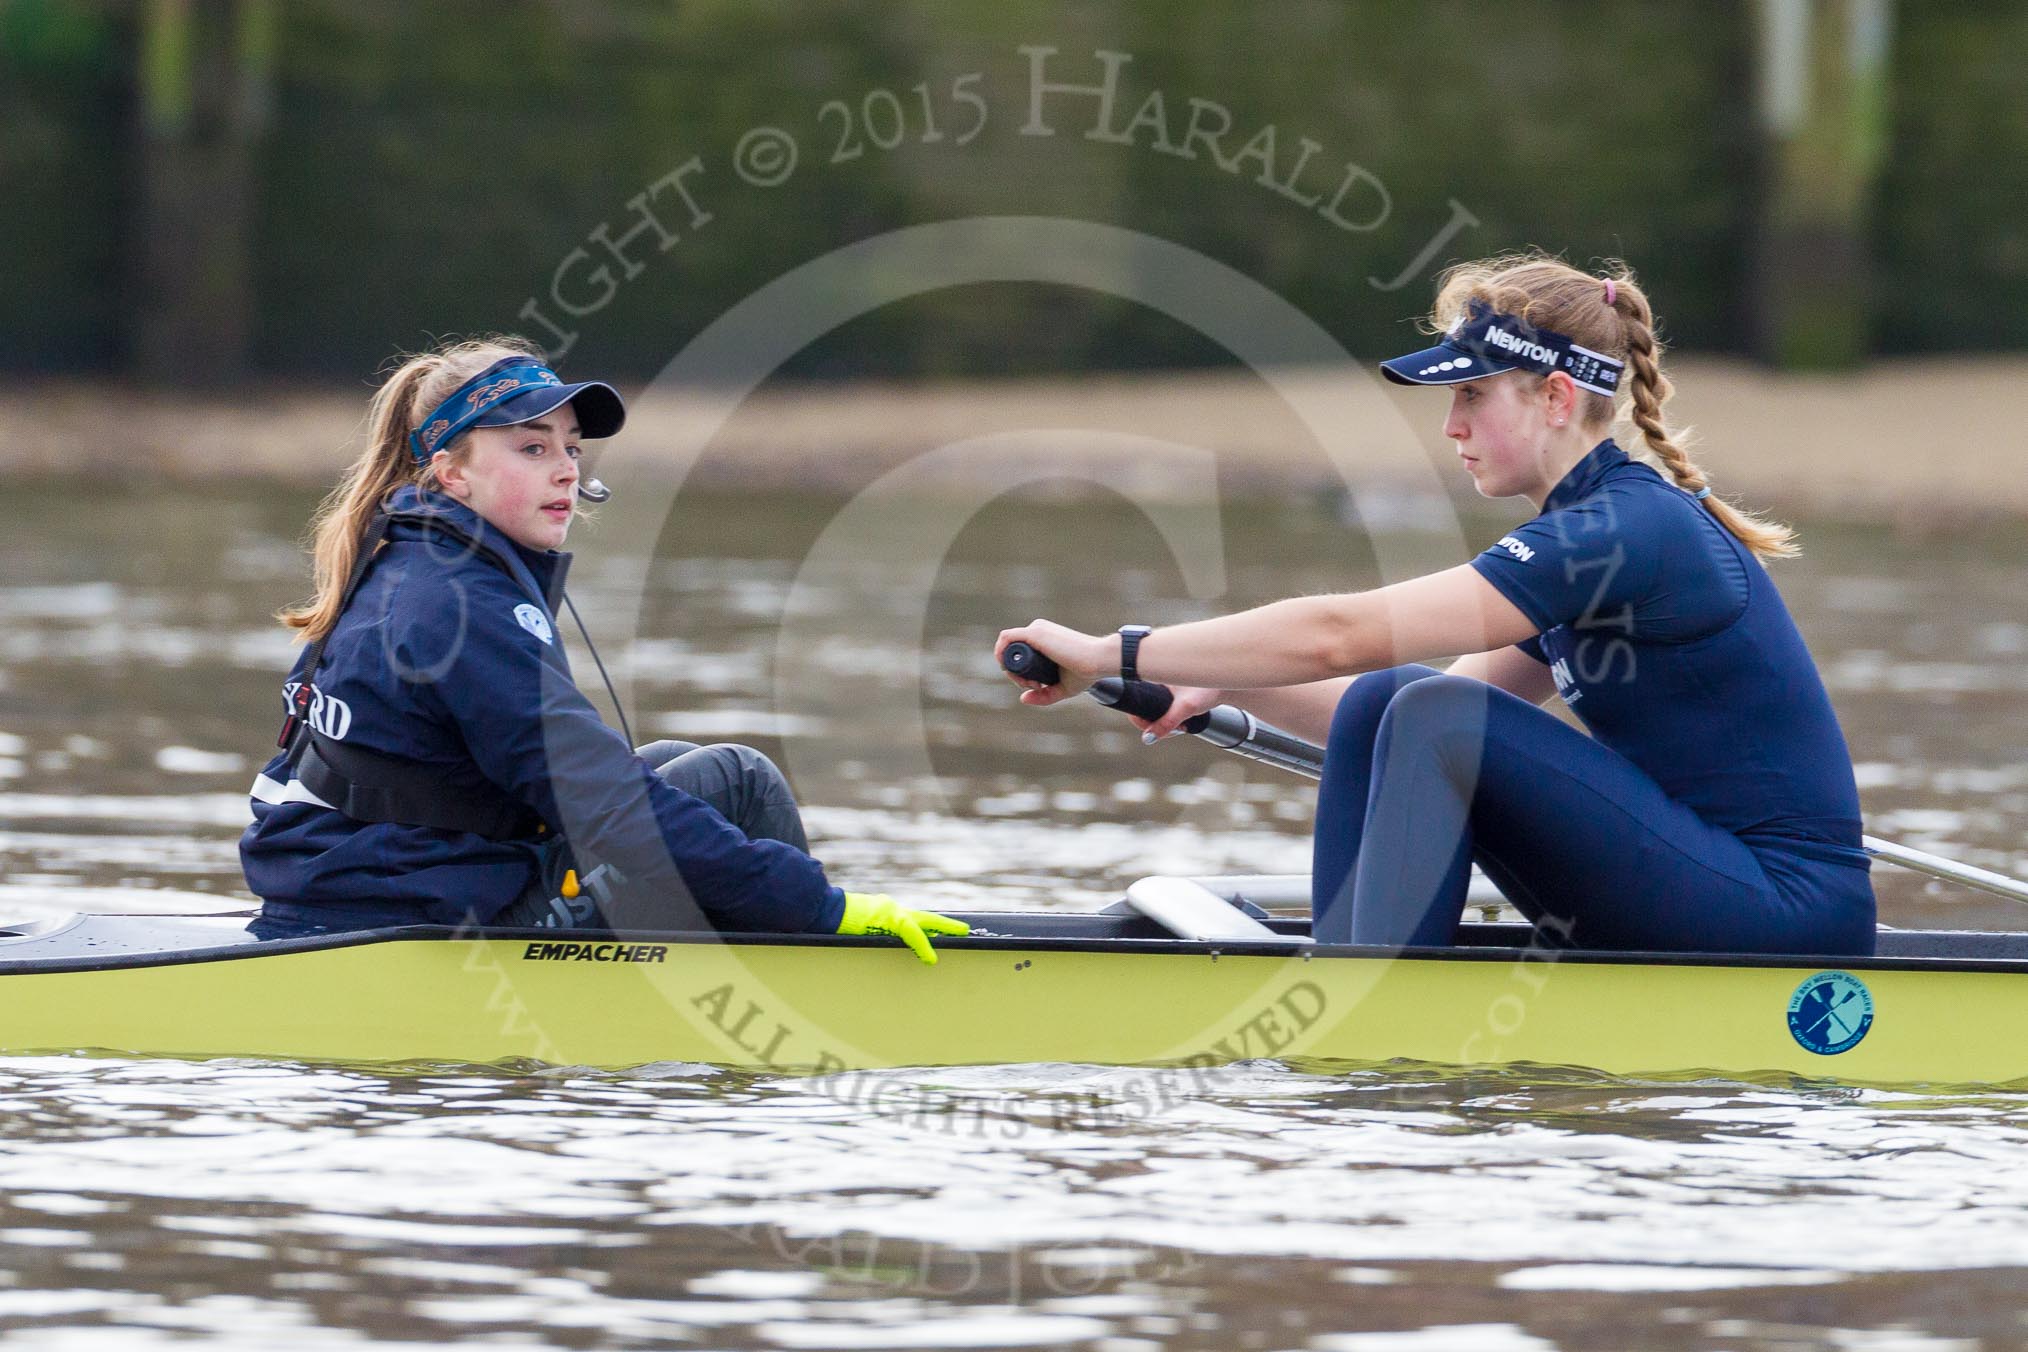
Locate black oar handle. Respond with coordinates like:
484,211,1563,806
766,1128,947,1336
1000,641,1060,685
1001,644,1210,734
1090,678,1212,735
1001,643,1319,775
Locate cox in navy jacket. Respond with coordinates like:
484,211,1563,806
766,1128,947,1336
241,485,847,934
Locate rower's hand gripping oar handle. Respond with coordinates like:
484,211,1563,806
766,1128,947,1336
998,641,1061,685
1000,642,1321,778
1089,677,1218,736
1001,642,1213,733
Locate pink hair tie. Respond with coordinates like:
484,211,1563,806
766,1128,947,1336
1603,279,1617,305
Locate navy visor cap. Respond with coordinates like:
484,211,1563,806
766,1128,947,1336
410,357,627,462
477,370,626,439
1380,300,1624,397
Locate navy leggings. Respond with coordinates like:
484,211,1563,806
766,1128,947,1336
1311,666,1875,954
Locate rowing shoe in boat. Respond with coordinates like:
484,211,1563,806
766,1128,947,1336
0,877,2023,1086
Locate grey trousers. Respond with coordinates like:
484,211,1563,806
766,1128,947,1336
496,740,809,929
633,739,809,854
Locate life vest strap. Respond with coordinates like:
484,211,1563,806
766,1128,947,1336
278,512,392,750
290,725,539,841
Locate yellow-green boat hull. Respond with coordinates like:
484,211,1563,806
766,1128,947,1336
0,923,2016,1086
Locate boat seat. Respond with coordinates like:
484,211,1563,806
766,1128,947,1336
1122,877,1313,945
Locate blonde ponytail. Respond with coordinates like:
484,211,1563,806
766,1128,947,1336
279,335,544,642
1428,252,1798,561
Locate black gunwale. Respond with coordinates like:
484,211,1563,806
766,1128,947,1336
1,914,2026,978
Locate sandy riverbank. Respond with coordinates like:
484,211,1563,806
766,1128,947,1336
4,356,2016,520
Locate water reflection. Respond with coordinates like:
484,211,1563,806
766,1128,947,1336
0,1058,2018,1347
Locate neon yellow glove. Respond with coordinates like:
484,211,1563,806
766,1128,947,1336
837,893,970,965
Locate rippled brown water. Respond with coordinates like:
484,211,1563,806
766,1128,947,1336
3,475,2027,1348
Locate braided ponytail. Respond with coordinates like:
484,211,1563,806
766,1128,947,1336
1429,252,1798,561
1606,271,1797,559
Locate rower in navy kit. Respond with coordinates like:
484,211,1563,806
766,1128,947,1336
241,336,965,962
999,252,1874,955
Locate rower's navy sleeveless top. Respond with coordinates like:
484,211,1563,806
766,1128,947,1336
1468,439,1866,869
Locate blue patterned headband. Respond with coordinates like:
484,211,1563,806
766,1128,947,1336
408,361,567,463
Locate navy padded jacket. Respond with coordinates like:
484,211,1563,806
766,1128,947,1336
240,486,846,934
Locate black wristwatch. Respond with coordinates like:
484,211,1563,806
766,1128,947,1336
1117,624,1153,682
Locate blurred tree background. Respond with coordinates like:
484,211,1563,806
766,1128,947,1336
0,0,2020,385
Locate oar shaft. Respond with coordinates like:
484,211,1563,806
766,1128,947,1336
1862,835,2028,907
1169,701,1324,780
1084,675,1325,779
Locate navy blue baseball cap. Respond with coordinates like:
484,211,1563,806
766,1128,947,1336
1381,300,1624,397
410,357,627,462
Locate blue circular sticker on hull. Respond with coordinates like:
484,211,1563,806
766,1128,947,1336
1788,970,1874,1055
